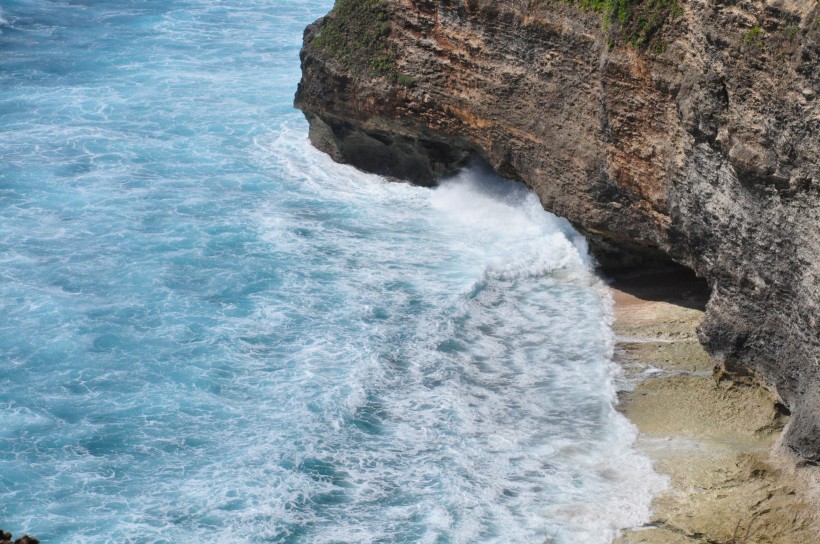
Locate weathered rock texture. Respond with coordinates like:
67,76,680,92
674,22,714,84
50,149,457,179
610,270,819,543
295,0,820,461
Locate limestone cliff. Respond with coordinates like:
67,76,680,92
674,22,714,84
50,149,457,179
295,0,820,461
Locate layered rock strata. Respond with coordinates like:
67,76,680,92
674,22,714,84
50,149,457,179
295,0,820,460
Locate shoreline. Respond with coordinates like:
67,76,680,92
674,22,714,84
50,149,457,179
608,268,820,543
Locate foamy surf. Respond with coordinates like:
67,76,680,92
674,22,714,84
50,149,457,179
0,0,665,542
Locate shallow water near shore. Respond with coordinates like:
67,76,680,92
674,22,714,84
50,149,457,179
0,1,664,542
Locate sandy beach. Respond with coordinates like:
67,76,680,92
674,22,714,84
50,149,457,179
610,268,819,544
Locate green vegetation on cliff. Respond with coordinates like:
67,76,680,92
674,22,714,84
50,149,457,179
309,0,399,80
559,0,684,48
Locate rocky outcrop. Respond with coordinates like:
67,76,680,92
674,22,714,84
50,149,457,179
295,0,820,461
0,529,39,544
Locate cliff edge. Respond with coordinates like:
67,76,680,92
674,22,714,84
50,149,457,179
294,0,820,461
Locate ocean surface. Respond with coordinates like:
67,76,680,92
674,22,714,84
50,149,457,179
0,1,665,542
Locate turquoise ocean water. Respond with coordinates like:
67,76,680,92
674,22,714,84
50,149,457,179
0,1,664,542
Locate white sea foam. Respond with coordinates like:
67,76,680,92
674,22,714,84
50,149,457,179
250,129,668,543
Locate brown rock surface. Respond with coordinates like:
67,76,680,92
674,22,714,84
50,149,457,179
295,0,820,461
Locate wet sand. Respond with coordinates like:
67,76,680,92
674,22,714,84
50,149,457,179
609,268,819,544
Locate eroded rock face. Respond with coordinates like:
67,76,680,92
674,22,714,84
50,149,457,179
295,0,820,461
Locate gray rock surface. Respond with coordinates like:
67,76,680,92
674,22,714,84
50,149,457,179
295,0,820,461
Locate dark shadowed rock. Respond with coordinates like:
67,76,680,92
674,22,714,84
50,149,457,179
0,530,39,544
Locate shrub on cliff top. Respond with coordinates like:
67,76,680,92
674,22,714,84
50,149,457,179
309,0,399,79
